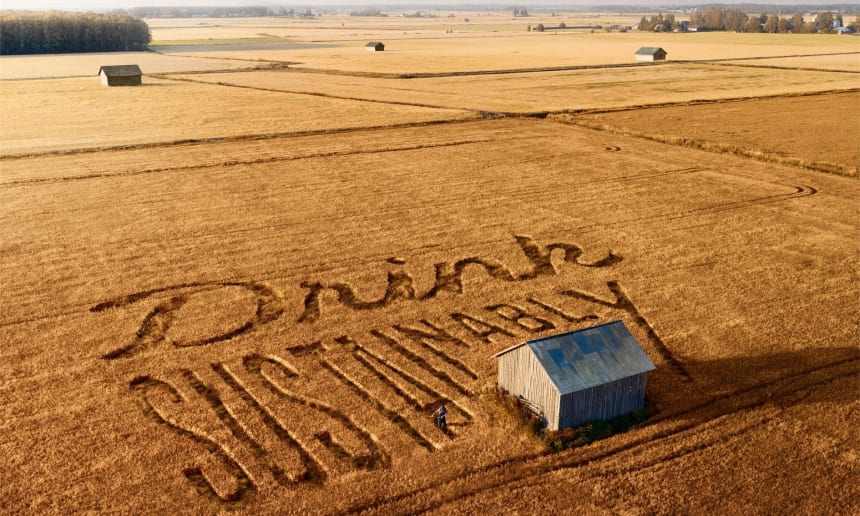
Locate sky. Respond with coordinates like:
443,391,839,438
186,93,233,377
0,0,842,9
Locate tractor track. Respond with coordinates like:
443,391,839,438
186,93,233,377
347,355,859,513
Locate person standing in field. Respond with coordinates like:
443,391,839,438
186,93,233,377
432,403,448,431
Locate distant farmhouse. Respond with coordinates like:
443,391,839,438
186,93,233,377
635,47,668,62
494,321,656,431
98,65,142,86
365,41,385,52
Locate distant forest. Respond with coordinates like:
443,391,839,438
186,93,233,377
0,12,150,55
639,7,853,32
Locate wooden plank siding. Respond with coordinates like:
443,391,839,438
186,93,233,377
496,321,654,431
557,374,647,430
498,345,559,427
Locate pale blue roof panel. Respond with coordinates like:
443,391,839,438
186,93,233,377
527,320,656,394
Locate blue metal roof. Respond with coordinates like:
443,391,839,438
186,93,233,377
525,320,656,394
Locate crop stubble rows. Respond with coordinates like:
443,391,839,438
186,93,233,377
1,50,858,512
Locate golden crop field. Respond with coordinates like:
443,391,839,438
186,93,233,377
725,53,860,72
161,32,860,74
168,64,859,113
570,91,860,175
0,51,258,80
0,77,470,155
1,13,858,514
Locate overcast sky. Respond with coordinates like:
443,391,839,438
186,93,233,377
0,0,840,9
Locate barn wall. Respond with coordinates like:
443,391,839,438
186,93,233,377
498,347,560,428
103,74,141,86
557,373,647,430
114,75,141,86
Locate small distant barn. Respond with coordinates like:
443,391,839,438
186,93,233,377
635,47,667,62
98,65,142,86
494,320,656,431
365,42,385,52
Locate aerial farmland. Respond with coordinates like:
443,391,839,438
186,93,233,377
0,9,858,514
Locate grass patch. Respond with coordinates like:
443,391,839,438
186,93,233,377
150,37,294,46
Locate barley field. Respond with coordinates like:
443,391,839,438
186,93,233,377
161,32,860,74
569,90,860,175
168,64,859,113
0,51,258,80
1,14,858,514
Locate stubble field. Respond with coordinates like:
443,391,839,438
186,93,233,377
1,13,858,514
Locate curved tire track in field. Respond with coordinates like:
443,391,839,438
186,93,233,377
0,178,816,330
559,184,818,237
346,355,859,513
553,113,858,177
417,366,853,514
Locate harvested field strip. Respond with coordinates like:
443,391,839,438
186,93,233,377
0,64,290,82
283,51,860,79
0,117,478,161
175,65,860,114
551,116,858,178
0,121,827,329
557,183,818,235
706,51,860,63
286,61,666,80
0,76,471,156
721,53,860,73
150,73,479,112
490,408,783,505
353,356,859,513
148,47,290,66
0,137,498,188
0,52,260,81
552,88,860,117
704,61,860,74
0,173,817,327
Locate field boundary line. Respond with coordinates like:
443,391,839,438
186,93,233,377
0,65,289,83
247,52,859,79
148,72,482,111
0,137,500,188
513,87,860,118
3,51,856,83
702,61,860,74
286,61,666,79
0,117,480,161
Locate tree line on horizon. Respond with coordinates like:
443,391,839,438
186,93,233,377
638,8,853,33
0,11,150,55
123,7,310,18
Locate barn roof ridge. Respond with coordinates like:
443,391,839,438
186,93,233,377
491,319,624,358
494,320,656,394
635,46,666,55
